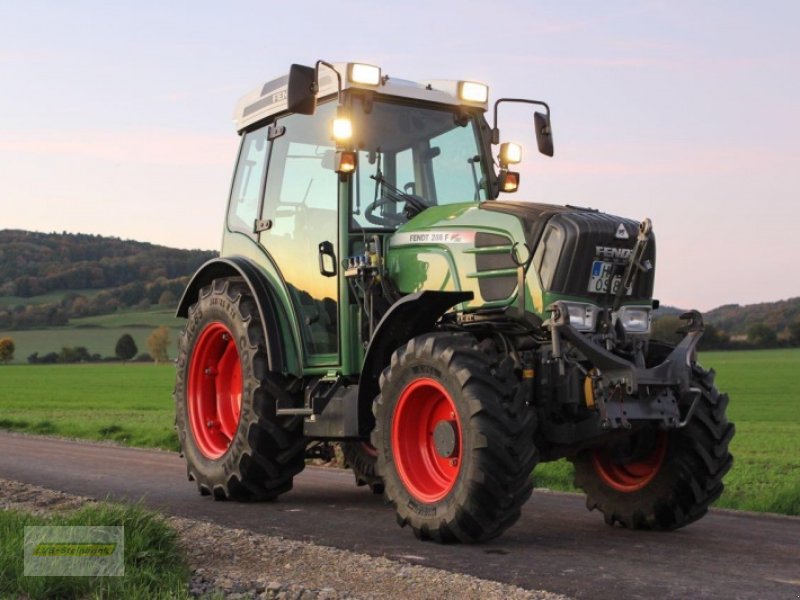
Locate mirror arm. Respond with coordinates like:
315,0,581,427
492,98,551,143
314,60,344,104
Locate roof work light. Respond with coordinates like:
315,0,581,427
458,81,489,103
348,63,381,86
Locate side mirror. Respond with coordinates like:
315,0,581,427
534,112,554,157
287,64,317,115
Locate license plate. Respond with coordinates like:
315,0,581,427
588,260,632,295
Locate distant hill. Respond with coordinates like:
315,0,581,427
657,298,800,338
0,230,215,330
704,298,800,337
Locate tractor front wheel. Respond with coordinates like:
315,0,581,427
570,364,734,529
373,333,538,543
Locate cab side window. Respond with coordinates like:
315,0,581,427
260,103,339,357
227,127,270,235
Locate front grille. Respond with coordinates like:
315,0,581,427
474,232,517,302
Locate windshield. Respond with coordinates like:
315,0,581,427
349,97,489,229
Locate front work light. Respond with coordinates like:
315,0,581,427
332,117,352,142
348,63,381,86
618,306,651,333
563,302,598,332
458,81,489,103
499,142,522,165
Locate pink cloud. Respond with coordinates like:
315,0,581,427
0,129,235,167
520,142,795,178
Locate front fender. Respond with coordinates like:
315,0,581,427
357,290,472,435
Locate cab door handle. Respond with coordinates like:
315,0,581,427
318,241,337,277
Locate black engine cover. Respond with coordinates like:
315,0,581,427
481,201,656,302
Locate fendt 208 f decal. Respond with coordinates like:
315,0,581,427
390,231,477,246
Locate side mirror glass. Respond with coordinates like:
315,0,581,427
534,112,554,157
287,64,317,115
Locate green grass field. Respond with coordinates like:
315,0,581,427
0,364,178,450
0,349,798,515
1,308,184,364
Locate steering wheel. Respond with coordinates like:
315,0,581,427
364,197,408,227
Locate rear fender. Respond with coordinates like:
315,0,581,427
177,256,300,376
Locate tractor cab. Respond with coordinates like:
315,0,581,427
221,61,553,373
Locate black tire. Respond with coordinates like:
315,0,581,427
570,363,734,529
174,278,305,501
373,333,538,543
341,442,384,494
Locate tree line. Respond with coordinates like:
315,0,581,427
0,229,215,298
703,298,800,337
18,327,174,365
0,230,215,331
0,276,188,330
652,315,800,350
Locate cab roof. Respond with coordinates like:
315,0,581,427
232,61,488,133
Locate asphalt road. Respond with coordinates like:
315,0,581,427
0,432,797,599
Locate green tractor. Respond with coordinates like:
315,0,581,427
174,60,734,543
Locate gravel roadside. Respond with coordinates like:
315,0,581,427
0,478,569,600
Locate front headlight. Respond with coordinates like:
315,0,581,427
563,302,598,332
618,306,652,333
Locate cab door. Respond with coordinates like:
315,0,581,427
259,103,340,366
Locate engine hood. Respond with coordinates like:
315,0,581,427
386,199,655,315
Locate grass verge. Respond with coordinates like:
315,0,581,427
0,503,189,599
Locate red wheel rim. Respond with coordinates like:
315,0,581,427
187,322,243,459
592,432,667,493
391,378,462,503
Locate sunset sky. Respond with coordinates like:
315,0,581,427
1,1,798,310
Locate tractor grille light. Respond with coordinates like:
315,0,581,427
348,63,381,86
564,302,598,332
619,306,651,333
332,117,352,142
458,81,488,103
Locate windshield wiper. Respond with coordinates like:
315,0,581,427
369,173,428,218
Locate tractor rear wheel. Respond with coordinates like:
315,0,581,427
373,333,538,543
570,363,734,529
341,441,384,494
174,278,306,501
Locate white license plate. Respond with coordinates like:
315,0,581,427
588,260,632,295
